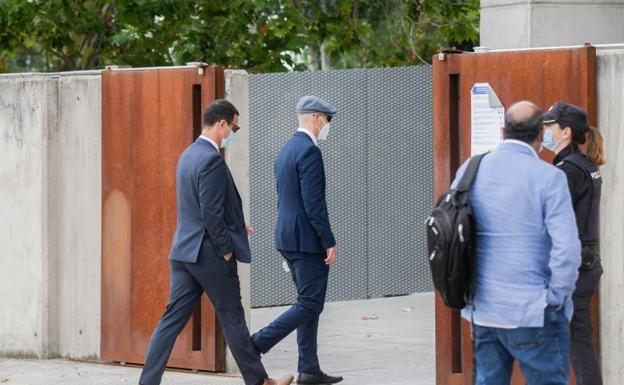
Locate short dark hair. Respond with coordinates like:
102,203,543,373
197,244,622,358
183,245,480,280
203,99,239,127
503,110,544,143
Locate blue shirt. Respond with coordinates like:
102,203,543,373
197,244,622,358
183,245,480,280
453,140,581,327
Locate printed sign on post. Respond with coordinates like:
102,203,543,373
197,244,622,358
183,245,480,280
471,83,505,156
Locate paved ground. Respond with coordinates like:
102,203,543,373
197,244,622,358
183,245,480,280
0,294,434,385
252,293,434,385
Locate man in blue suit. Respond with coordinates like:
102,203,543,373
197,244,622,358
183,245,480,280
139,100,293,385
251,96,343,385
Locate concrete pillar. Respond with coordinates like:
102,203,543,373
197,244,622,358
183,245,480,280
0,73,101,360
48,75,102,360
223,69,251,374
481,0,624,49
0,76,55,358
597,48,624,385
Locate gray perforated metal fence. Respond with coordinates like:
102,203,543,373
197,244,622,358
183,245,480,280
249,66,433,307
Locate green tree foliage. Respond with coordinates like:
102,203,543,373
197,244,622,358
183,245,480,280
0,0,479,73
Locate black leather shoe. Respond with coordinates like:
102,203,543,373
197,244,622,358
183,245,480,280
296,371,343,384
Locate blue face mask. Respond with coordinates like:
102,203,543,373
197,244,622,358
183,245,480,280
221,129,236,149
542,128,560,151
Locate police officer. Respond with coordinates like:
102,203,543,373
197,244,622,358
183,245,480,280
542,102,603,385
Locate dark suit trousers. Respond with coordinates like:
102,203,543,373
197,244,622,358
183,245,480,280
570,267,603,385
139,249,267,385
251,251,329,374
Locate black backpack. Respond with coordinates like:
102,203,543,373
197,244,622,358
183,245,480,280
426,153,487,310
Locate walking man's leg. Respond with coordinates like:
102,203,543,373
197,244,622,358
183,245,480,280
139,262,202,385
296,315,321,374
251,252,328,363
187,255,268,385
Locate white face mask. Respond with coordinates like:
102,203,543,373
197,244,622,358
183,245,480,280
318,122,331,141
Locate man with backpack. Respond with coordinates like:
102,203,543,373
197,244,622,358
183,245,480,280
452,101,581,385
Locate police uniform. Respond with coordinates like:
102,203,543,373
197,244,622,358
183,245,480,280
546,102,603,385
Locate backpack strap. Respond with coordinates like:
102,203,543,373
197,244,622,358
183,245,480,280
456,152,488,192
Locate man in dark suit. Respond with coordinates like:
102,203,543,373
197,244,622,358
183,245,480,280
251,96,343,385
139,100,293,385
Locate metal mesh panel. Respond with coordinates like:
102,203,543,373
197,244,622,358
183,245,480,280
366,66,433,296
250,66,432,307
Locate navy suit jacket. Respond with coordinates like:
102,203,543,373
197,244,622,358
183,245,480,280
168,138,251,263
274,131,335,254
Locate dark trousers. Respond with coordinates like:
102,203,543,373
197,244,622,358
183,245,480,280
251,251,329,374
570,267,603,385
139,248,267,385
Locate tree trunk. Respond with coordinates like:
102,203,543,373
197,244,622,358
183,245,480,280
320,40,331,71
307,46,320,71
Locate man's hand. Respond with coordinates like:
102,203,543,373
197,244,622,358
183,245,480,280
324,246,337,265
246,225,254,236
223,252,233,261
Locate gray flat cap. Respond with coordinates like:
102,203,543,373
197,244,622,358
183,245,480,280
296,95,337,116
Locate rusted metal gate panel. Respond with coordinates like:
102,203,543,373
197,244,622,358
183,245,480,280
433,46,597,385
101,65,226,371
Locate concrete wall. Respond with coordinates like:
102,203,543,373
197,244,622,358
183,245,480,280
0,77,54,357
48,76,101,359
0,74,101,359
597,49,624,385
223,69,251,374
481,0,624,49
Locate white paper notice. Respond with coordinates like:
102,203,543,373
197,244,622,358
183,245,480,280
471,83,505,156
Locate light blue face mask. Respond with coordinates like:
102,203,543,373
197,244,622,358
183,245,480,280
221,130,236,149
542,128,560,151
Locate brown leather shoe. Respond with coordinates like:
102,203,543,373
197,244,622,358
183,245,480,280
263,374,295,385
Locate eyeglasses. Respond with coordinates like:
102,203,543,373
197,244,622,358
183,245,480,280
226,120,241,133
